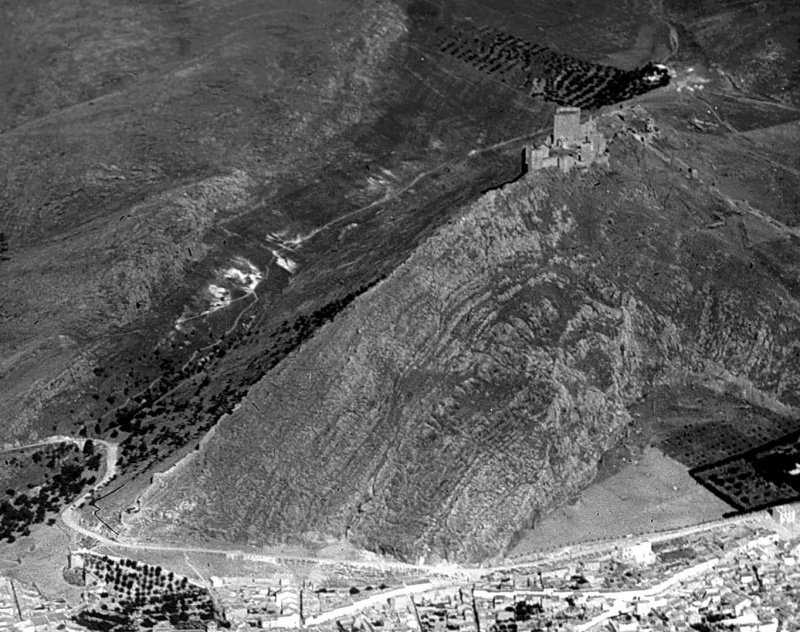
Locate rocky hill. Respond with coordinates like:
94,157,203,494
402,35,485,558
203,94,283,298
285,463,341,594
131,104,800,562
3,0,800,567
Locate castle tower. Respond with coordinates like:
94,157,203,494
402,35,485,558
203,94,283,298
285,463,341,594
553,106,581,146
557,154,575,173
524,145,550,172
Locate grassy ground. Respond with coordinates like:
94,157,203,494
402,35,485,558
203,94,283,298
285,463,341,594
0,0,404,446
0,523,81,602
509,447,731,556
96,547,283,584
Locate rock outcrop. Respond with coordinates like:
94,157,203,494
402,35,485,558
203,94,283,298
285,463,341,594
133,110,800,562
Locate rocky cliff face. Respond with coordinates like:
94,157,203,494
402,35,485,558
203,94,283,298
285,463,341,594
133,108,800,561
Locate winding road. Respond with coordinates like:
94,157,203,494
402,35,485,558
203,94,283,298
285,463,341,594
8,87,769,587
50,435,447,574
44,434,759,583
52,435,755,632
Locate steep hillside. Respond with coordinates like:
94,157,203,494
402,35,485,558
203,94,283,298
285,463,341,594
131,106,800,562
3,0,678,512
0,0,406,442
665,0,800,107
4,0,799,566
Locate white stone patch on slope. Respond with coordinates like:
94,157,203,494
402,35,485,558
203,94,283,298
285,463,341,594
365,168,399,194
673,67,710,92
208,284,232,311
270,248,298,273
645,64,674,84
224,256,263,293
174,256,264,328
267,229,319,249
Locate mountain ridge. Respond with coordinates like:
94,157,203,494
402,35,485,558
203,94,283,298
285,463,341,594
128,105,800,561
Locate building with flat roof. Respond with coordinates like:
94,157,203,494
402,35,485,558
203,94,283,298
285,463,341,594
620,541,656,566
553,107,582,146
524,107,608,176
771,504,797,525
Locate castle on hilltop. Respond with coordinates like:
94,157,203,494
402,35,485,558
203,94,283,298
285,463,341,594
524,106,609,174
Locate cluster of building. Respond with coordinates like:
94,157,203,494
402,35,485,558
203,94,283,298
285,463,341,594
524,107,609,175
0,576,79,632
653,532,799,632
413,588,476,632
212,576,302,630
464,517,800,632
6,506,800,632
211,574,442,632
193,510,800,632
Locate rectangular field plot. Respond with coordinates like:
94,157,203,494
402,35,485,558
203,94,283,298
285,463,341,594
660,414,798,469
691,430,800,512
635,384,798,470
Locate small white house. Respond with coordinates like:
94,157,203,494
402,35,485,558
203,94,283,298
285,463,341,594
620,541,656,565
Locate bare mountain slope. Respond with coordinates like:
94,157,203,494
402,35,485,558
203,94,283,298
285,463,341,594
4,0,800,566
131,108,800,562
0,0,405,441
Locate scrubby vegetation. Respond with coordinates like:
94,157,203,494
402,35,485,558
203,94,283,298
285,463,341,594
76,554,223,629
104,279,383,475
0,442,101,542
0,0,407,448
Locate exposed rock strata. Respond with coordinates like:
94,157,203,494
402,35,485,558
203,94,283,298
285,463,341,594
134,113,800,561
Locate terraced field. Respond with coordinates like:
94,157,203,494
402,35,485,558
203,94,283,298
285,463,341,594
691,430,800,513
436,24,670,107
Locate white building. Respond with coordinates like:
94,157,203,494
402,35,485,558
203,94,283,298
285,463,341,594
772,504,796,525
620,541,656,565
261,585,302,629
68,551,88,569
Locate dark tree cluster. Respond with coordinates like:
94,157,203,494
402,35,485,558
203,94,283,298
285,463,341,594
78,554,223,629
0,445,101,542
97,279,383,478
0,232,9,261
437,24,670,109
73,610,137,632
